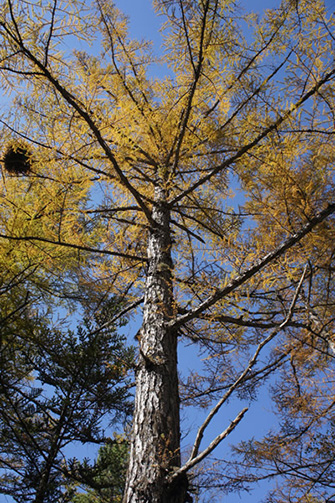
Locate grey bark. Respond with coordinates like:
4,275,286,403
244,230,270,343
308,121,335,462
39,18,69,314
123,186,187,503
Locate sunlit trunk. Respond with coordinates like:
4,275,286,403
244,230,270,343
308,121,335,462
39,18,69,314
123,186,187,503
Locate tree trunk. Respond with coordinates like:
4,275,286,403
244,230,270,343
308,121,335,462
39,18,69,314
123,186,187,503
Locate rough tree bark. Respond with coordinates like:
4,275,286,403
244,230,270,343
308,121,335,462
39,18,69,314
123,186,186,503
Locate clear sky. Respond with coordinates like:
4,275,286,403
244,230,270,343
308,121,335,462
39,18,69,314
115,0,335,43
115,0,335,44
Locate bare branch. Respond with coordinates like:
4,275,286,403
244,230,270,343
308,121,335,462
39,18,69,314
89,297,144,336
170,266,307,480
169,408,248,482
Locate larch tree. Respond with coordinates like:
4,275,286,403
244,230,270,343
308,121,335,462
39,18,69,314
1,0,335,502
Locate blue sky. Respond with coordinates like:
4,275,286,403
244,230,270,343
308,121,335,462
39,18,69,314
115,0,335,45
115,0,335,43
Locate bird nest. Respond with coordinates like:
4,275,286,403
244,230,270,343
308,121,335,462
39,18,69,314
3,143,32,175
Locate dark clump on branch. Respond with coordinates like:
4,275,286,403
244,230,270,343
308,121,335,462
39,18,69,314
3,143,32,175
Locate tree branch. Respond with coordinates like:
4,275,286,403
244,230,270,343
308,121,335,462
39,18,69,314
169,204,335,329
0,233,147,261
169,408,248,482
169,266,307,481
1,2,154,223
170,67,335,206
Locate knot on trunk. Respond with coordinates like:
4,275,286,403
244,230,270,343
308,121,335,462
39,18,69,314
166,470,193,503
